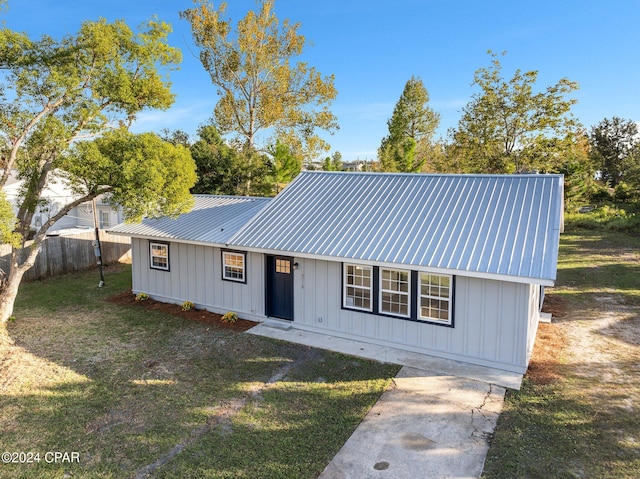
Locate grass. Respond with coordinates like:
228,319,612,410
565,202,640,232
0,265,400,479
482,214,640,479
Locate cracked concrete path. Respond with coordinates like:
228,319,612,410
319,366,506,479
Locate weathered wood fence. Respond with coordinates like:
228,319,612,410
0,230,131,282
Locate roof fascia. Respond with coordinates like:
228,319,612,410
223,245,556,287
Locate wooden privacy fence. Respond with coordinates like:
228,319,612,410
0,230,131,282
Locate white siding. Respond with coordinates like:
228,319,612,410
129,241,541,373
294,257,532,373
131,238,265,321
525,284,542,365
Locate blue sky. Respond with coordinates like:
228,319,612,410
3,1,639,162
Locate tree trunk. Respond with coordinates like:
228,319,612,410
0,245,39,325
0,191,102,333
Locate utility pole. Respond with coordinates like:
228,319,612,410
91,197,105,288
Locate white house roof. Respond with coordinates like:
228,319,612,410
229,171,564,285
108,195,271,245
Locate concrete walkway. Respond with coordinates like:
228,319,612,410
248,322,513,479
318,367,505,479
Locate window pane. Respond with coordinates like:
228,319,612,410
150,243,169,270
380,268,410,317
223,252,245,281
275,259,290,274
344,264,372,311
381,291,409,316
419,273,452,323
99,211,110,229
152,257,167,268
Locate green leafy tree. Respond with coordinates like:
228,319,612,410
449,52,580,173
322,151,343,171
623,159,640,201
268,140,300,193
190,125,271,196
190,125,238,195
63,130,196,221
331,151,343,171
182,0,338,170
589,117,640,188
0,191,20,248
378,76,440,172
553,131,601,206
0,16,192,327
160,128,191,148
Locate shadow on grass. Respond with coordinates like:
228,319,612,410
3,267,400,478
1,346,398,479
556,263,640,295
483,357,640,479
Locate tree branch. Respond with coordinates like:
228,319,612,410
31,187,112,245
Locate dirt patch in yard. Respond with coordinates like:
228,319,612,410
107,290,257,332
529,291,640,389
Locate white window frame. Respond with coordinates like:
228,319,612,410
222,251,246,283
379,268,411,318
99,210,110,229
149,242,169,271
343,264,373,312
418,273,452,325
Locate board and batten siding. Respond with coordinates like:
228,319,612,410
293,257,535,374
130,238,265,321
525,283,543,366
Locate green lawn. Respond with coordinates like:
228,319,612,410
482,218,640,479
1,266,400,479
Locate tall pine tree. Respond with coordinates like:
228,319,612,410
378,76,439,172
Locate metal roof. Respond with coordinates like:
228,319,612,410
108,195,271,245
229,171,564,285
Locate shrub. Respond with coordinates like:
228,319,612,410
221,311,238,323
614,182,633,202
586,184,613,203
135,293,150,301
181,301,195,311
565,204,640,232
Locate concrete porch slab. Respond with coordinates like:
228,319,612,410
247,323,522,390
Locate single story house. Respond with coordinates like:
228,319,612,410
109,171,564,376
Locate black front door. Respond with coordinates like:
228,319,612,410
266,255,294,321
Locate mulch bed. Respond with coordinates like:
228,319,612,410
107,290,257,333
526,293,568,384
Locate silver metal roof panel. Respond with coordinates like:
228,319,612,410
108,195,271,245
229,171,564,284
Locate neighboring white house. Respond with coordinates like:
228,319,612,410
3,171,124,234
109,171,564,378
